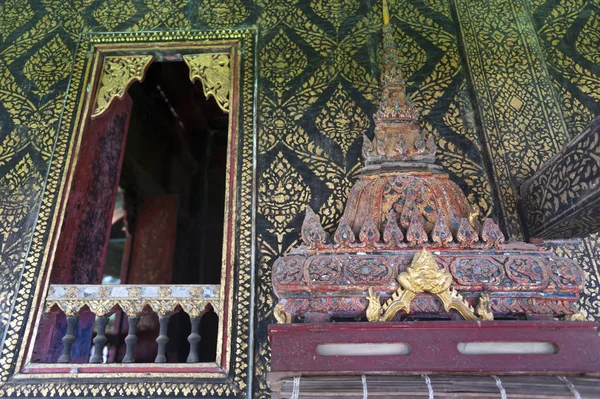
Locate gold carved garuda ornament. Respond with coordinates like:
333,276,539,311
366,250,488,322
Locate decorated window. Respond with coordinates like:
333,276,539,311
14,32,255,391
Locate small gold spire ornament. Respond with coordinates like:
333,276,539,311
382,0,390,25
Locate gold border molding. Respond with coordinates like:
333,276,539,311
91,55,153,118
183,53,231,113
366,250,492,321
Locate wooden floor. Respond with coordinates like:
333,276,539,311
270,375,600,398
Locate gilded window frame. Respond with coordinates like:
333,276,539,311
0,29,257,397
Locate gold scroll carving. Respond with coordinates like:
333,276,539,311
183,53,231,113
366,250,492,321
91,55,153,118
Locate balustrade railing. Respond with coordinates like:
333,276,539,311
44,284,219,364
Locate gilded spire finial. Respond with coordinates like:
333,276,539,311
383,0,390,25
362,0,436,165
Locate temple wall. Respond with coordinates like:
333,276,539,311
529,0,600,323
0,0,598,396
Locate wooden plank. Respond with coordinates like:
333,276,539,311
34,95,133,363
269,321,600,375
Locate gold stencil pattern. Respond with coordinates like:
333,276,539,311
258,152,311,241
41,0,93,40
455,0,570,239
310,0,359,31
92,0,136,30
0,0,34,41
23,35,72,95
576,11,600,64
390,25,427,81
197,0,250,29
260,30,308,98
129,0,190,31
538,0,600,104
0,155,42,235
316,84,370,155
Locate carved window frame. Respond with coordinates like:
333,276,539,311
1,30,256,397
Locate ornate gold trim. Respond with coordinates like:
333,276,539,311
565,312,586,321
183,53,231,113
274,303,292,324
366,250,479,321
45,284,220,318
475,293,494,320
91,55,153,118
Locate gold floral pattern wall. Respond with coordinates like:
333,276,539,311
0,0,598,397
529,0,600,322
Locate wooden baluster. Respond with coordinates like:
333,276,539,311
155,314,170,363
90,316,109,363
187,315,202,363
122,316,139,363
58,314,79,363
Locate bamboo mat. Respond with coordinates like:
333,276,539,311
273,375,600,398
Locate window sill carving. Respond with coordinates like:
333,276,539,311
43,284,219,365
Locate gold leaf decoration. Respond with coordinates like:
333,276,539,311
443,92,481,152
315,84,370,155
198,0,250,29
0,154,42,234
576,12,600,65
255,0,299,30
41,0,93,39
259,102,296,154
392,25,427,81
0,0,34,41
92,0,136,30
129,0,190,31
424,0,451,19
0,129,28,168
552,78,593,138
183,53,231,113
22,35,71,95
432,125,493,219
310,0,359,31
92,55,153,118
260,29,307,97
29,96,64,160
258,152,311,241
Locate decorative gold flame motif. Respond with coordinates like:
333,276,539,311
183,53,231,113
92,55,153,118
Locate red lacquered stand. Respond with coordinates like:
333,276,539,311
268,321,600,379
